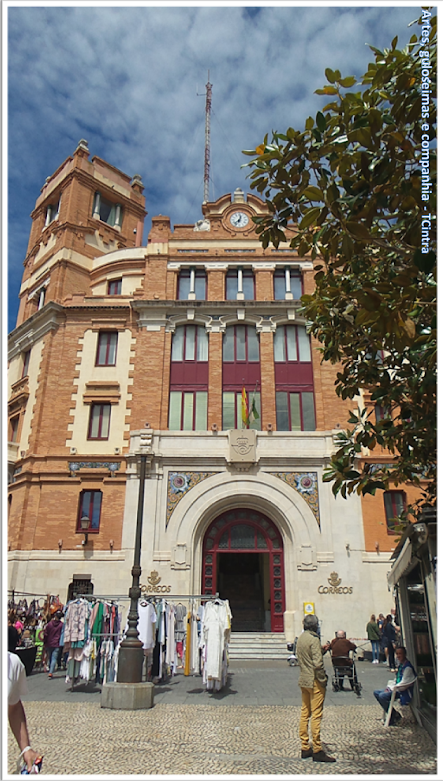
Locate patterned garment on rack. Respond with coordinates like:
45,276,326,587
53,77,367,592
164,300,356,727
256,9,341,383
63,600,90,644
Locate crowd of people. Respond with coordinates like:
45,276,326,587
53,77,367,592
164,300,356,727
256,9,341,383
8,596,66,677
297,608,416,764
366,610,401,670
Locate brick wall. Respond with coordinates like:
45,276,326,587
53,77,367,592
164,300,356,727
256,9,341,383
208,332,223,429
259,331,276,429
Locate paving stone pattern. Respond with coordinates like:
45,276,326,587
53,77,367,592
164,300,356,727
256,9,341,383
7,660,437,776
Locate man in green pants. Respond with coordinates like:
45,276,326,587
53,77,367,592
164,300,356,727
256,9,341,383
297,614,336,763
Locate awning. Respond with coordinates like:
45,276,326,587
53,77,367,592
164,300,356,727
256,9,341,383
387,537,412,587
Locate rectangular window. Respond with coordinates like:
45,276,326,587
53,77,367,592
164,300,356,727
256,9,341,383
77,491,102,532
194,273,206,300
276,391,315,431
108,279,122,295
273,269,302,300
37,289,46,310
93,192,122,228
88,403,111,440
222,391,261,430
225,269,255,300
9,416,20,443
384,491,406,533
22,350,31,378
45,197,60,227
226,270,238,300
178,270,207,300
185,326,196,361
242,271,254,300
96,332,118,366
168,390,208,430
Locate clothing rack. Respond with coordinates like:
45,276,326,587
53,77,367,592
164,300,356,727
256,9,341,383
73,594,124,600
140,594,219,601
64,597,123,692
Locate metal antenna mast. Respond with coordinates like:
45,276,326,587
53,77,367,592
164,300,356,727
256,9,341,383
203,71,212,203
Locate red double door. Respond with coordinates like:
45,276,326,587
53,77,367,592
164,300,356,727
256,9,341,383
202,509,285,632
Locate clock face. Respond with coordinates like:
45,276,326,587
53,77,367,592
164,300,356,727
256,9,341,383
230,211,249,228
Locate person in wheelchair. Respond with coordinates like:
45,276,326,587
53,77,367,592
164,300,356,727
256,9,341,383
330,630,357,690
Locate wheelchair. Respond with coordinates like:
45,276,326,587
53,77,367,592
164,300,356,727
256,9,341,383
330,651,362,696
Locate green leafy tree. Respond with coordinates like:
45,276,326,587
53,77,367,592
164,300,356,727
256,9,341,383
243,14,436,522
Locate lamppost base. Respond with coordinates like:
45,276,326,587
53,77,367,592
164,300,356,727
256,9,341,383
101,681,154,711
117,644,144,683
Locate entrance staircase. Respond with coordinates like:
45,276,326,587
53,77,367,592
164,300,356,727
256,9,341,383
228,632,288,661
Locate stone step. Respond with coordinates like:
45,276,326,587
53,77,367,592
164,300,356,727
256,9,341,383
228,631,289,659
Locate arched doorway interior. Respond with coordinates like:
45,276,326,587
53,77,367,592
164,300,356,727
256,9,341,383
202,509,285,632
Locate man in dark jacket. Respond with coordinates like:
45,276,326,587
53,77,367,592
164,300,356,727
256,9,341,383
43,611,63,678
330,630,357,690
297,614,335,763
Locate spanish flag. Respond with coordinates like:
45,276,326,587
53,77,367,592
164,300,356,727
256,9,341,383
241,387,249,428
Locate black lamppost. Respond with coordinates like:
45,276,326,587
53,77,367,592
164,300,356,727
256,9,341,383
117,451,147,683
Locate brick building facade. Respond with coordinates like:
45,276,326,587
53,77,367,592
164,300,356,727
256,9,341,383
8,140,415,638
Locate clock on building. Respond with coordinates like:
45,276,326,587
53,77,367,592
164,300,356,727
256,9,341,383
229,211,249,228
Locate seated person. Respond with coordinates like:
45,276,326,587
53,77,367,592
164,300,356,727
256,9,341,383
330,630,357,690
373,646,416,726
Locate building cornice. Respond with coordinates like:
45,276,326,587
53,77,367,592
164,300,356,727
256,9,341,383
8,303,65,359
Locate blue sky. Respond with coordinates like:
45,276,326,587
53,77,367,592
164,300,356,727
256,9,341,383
7,2,419,333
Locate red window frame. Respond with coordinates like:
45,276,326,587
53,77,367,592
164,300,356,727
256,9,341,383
274,325,311,363
171,325,208,363
95,332,118,366
222,325,260,364
168,389,208,431
177,269,207,300
273,269,302,300
107,279,122,295
275,390,316,431
76,490,102,534
383,490,406,534
225,269,255,301
87,403,111,440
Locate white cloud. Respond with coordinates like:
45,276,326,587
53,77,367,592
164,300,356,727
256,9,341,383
7,2,417,331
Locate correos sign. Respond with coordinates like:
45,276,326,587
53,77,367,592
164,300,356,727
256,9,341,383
317,572,353,595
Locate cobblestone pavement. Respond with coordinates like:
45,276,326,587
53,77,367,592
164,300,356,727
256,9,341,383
6,659,437,777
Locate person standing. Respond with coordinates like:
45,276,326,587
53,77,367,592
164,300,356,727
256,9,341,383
366,614,381,663
297,614,335,763
8,651,41,771
381,615,397,672
43,610,63,678
8,616,20,652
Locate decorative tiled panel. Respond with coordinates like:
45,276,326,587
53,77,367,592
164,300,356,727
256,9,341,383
68,461,120,475
270,472,320,527
167,472,218,526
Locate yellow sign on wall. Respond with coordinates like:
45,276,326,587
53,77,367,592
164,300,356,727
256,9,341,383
303,602,315,615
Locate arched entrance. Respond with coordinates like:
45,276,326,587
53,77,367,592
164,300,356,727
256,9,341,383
202,509,285,632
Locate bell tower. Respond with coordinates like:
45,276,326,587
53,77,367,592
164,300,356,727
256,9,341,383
15,139,147,328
